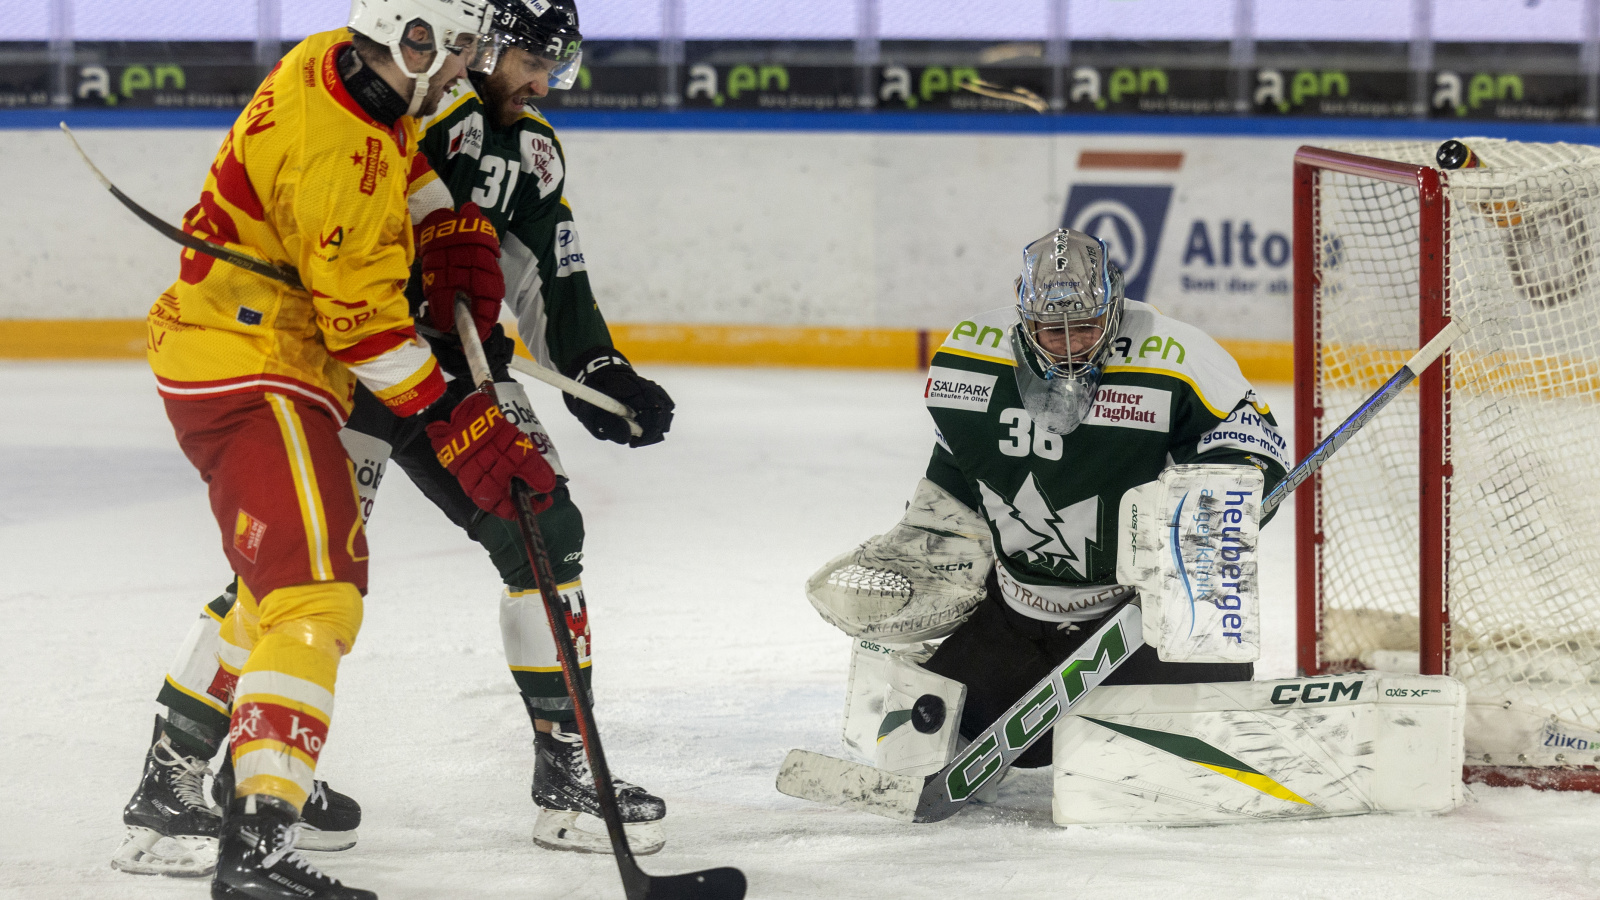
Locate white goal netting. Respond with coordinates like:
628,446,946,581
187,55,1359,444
1309,138,1600,768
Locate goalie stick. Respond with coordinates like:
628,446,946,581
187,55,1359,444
777,317,1470,823
456,300,746,900
61,123,643,437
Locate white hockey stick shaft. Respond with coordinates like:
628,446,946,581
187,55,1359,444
443,300,642,438
505,354,644,439
454,300,496,390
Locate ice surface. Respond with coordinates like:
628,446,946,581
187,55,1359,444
3,362,1599,899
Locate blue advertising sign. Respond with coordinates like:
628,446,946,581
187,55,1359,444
1061,184,1174,303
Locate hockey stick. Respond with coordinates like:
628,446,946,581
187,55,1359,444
778,318,1469,823
64,120,646,438
413,322,644,439
1261,318,1462,518
60,123,307,291
456,300,746,900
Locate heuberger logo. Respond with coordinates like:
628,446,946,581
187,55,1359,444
924,366,998,412
1084,384,1171,433
945,618,1129,801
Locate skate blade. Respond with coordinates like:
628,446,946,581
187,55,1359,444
293,826,357,852
109,826,216,877
532,808,665,856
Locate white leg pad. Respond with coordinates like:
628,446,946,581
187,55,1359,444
839,639,965,776
1052,673,1466,826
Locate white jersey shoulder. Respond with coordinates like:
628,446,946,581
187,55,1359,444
937,307,1016,367
1105,301,1266,420
420,81,484,139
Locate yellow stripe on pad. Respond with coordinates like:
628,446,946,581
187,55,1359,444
1196,763,1315,805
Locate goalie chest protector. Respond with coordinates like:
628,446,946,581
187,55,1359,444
924,304,1289,621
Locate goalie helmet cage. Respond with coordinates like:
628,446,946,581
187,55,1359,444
1293,140,1600,793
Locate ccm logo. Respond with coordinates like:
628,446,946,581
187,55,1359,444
1270,680,1363,705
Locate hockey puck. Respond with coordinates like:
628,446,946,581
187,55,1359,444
911,694,946,733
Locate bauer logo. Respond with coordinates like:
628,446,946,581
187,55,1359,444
1061,184,1172,303
1084,384,1170,432
925,366,998,412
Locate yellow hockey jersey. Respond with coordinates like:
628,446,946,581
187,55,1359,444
147,28,444,421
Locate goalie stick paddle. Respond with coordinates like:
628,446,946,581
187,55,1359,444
60,123,307,291
777,601,1142,823
457,301,746,900
778,318,1469,824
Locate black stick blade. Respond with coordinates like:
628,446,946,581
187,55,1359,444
631,866,746,900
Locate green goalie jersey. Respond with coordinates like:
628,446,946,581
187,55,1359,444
418,83,610,373
924,302,1289,624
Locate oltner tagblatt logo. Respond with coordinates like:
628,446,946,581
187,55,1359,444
1085,385,1171,433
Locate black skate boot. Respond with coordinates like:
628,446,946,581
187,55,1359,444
111,716,222,877
532,723,666,855
214,750,361,850
211,795,375,900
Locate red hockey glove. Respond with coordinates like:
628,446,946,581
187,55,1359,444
417,202,504,341
427,391,556,519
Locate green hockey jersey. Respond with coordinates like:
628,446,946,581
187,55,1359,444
923,302,1288,624
417,83,611,374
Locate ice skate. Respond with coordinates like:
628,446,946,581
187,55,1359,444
213,751,361,851
532,723,667,855
110,716,222,877
211,795,375,900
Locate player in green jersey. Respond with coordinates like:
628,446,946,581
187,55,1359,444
809,228,1290,773
114,0,674,876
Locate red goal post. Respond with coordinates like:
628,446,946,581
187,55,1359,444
1293,140,1600,792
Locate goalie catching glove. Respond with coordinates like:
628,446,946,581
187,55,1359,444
427,391,556,519
806,478,994,643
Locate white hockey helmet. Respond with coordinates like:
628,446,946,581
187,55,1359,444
348,0,497,115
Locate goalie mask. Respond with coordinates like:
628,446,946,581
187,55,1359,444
1012,229,1125,435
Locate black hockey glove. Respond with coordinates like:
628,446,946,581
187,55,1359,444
562,347,674,447
427,322,516,383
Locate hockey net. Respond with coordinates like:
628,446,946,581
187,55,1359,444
1295,139,1600,789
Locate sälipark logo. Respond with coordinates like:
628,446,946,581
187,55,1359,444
977,474,1098,579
